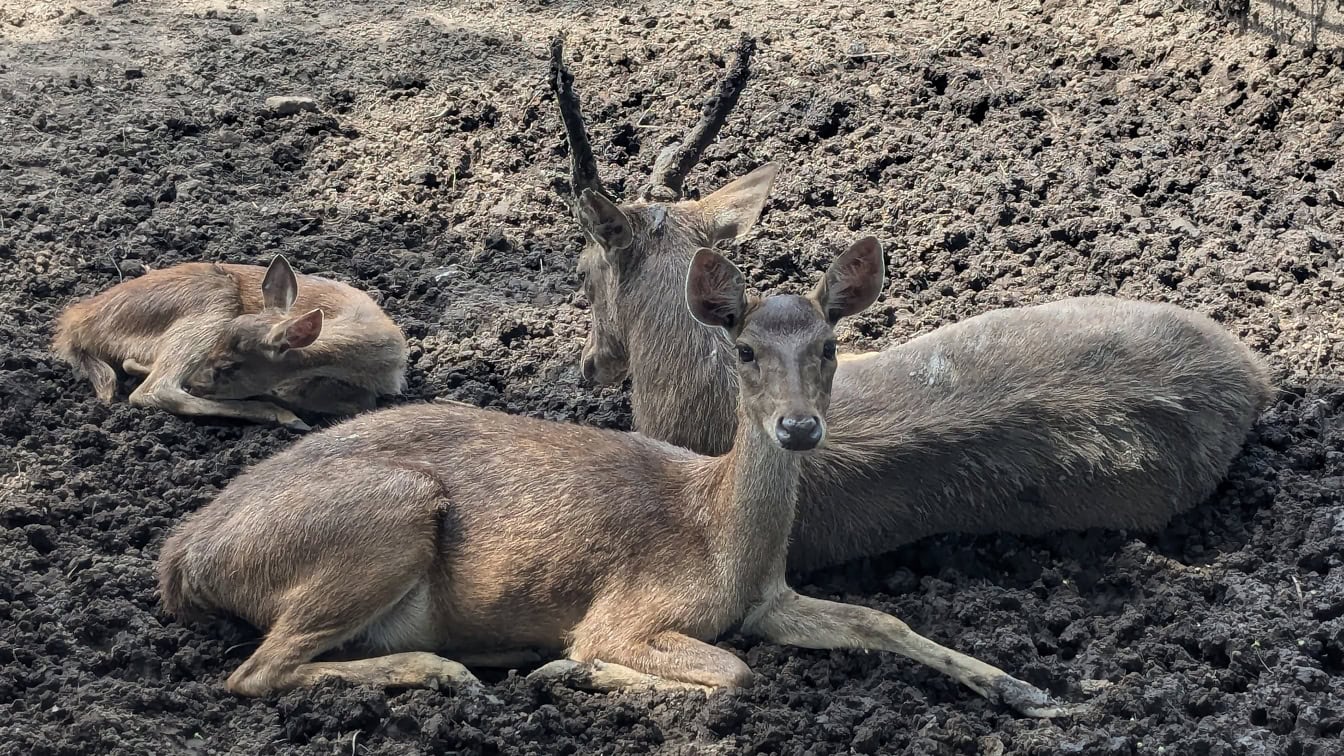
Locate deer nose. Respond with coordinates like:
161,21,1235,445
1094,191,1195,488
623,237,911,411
775,415,823,451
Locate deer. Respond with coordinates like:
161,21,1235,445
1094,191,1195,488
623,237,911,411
52,255,407,431
549,36,1276,574
156,239,1066,717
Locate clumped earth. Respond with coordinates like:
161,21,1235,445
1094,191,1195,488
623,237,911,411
2,0,1342,754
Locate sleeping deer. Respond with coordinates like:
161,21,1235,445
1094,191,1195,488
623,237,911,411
52,256,407,431
157,240,1064,717
550,37,1275,573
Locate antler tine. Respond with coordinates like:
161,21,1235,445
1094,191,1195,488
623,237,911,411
643,34,756,201
549,35,612,209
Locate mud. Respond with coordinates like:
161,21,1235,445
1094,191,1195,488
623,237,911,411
2,0,1342,753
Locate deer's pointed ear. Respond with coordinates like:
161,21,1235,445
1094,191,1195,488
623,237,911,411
686,248,747,332
578,189,633,253
269,308,324,352
700,163,778,244
811,237,885,324
261,255,299,312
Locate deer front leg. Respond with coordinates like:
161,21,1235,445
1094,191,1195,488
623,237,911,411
743,590,1067,717
122,358,153,377
528,629,751,693
131,380,311,430
130,366,310,431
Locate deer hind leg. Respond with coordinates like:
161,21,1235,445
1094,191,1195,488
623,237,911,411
228,610,486,698
529,630,751,693
225,495,484,696
743,590,1068,718
65,350,119,401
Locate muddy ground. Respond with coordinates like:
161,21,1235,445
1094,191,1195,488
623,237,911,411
2,0,1342,753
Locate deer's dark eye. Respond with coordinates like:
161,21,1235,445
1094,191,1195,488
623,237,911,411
822,341,837,360
737,344,755,363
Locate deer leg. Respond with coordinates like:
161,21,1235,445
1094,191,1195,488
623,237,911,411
271,376,378,417
743,590,1067,718
130,367,310,431
528,658,712,693
530,629,751,693
227,622,488,699
122,358,152,377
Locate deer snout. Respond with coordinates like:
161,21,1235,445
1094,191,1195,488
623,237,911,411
774,414,823,451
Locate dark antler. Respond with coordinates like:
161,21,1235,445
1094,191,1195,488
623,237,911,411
549,35,612,209
643,35,756,201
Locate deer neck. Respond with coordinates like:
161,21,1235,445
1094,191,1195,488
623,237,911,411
694,409,801,575
626,262,739,456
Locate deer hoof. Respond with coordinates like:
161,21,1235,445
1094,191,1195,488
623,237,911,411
991,675,1070,718
278,414,312,432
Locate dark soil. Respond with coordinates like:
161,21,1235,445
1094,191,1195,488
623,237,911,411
3,1,1343,754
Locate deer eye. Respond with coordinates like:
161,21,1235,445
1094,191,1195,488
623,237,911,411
736,344,755,363
822,341,837,360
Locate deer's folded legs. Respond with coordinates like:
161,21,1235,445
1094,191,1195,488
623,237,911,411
530,629,753,693
130,374,310,431
527,659,713,693
743,590,1068,718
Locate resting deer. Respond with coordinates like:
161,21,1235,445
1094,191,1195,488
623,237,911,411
550,37,1275,573
157,240,1064,717
52,256,407,430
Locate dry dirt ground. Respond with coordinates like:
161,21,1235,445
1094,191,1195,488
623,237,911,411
2,0,1343,754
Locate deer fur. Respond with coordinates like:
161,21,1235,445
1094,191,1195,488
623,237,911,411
550,39,1272,573
571,167,1274,573
157,241,1064,717
52,256,407,430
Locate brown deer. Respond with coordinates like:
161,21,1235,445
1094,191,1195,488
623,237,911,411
550,37,1275,573
52,256,407,431
156,240,1065,717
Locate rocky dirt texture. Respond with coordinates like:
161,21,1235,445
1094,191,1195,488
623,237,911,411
2,0,1343,754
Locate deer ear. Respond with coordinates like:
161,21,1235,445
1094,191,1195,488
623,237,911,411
269,308,323,351
811,237,885,324
578,189,633,253
261,255,299,312
700,163,778,244
686,248,747,332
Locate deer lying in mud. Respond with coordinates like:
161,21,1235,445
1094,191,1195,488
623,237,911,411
157,241,1064,717
550,37,1275,573
52,256,407,431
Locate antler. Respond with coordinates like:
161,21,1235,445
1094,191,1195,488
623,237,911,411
549,35,612,210
642,35,756,201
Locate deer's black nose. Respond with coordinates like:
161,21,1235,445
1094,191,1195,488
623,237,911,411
775,415,823,451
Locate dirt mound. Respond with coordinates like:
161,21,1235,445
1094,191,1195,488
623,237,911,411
2,0,1341,753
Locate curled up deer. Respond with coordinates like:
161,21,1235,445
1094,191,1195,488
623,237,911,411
52,256,407,430
157,239,1065,717
550,37,1275,574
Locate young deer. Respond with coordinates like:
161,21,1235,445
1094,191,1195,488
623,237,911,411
52,256,407,430
550,38,1275,573
157,241,1064,717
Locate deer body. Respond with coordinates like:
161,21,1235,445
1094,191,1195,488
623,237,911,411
52,258,407,429
549,41,1272,575
586,203,1272,574
793,296,1272,572
159,242,1063,716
